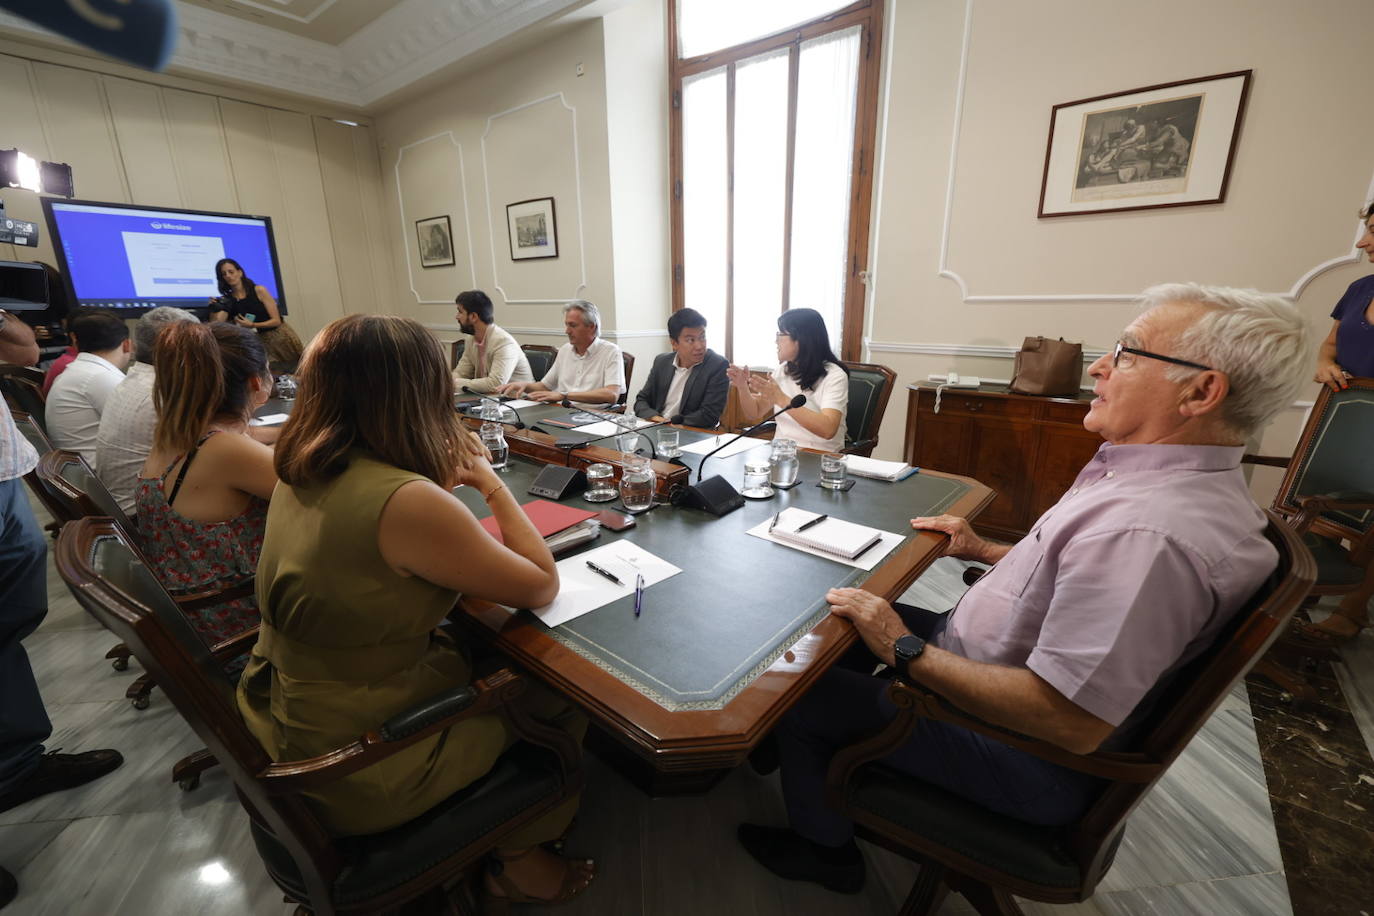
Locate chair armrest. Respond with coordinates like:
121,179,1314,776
208,625,259,662
255,667,581,794
825,679,1161,810
1291,494,1374,534
1241,453,1291,469
175,579,255,613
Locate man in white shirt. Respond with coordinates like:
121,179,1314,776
45,310,131,468
450,289,533,393
95,307,198,514
498,300,624,408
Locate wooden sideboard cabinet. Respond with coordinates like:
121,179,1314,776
902,383,1102,541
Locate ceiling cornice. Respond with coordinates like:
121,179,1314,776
0,0,591,110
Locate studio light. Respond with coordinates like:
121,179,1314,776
0,149,75,197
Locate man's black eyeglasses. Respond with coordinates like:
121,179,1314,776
1112,340,1212,372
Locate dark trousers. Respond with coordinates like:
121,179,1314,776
778,605,1104,846
0,477,51,792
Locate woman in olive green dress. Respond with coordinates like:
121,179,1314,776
236,313,593,908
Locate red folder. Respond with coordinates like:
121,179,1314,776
480,499,598,545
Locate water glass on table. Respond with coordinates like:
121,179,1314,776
585,462,618,502
480,421,508,470
819,452,847,489
741,460,774,499
656,428,680,458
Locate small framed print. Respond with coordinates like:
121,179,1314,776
415,215,455,268
506,197,559,261
1038,70,1252,218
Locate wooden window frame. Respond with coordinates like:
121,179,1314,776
667,0,884,362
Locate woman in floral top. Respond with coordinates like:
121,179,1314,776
137,321,278,646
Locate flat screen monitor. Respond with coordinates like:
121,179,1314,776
40,198,286,317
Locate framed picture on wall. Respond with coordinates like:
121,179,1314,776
506,197,559,260
1037,70,1252,218
415,215,456,268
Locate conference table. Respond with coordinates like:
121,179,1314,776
443,396,993,792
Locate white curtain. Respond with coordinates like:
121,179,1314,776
789,26,861,356
678,0,854,59
682,66,728,345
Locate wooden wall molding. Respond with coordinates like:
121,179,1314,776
393,130,477,303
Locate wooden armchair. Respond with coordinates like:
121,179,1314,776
520,344,557,381
9,409,66,536
0,364,47,431
36,449,254,710
56,517,584,916
840,361,897,456
1243,377,1374,700
824,512,1313,915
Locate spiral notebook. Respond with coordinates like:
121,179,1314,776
768,507,883,560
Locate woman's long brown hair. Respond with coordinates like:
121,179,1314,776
274,314,478,488
152,322,267,454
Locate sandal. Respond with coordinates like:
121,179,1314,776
1284,616,1366,647
542,816,578,855
482,847,595,915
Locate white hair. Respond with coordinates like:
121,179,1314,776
563,299,600,333
1138,283,1309,438
133,306,199,363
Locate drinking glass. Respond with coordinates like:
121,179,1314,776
616,432,642,456
656,428,681,458
480,422,508,470
819,452,847,489
585,463,618,502
619,456,655,514
272,374,297,400
741,460,774,499
479,401,503,422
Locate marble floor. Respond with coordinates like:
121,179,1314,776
1,499,1362,915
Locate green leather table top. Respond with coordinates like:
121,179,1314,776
455,418,971,711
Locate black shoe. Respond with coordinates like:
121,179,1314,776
0,865,15,910
747,733,779,776
737,823,865,893
0,749,124,815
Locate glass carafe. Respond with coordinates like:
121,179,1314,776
769,437,799,487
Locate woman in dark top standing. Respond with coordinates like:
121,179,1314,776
1313,203,1374,391
208,257,303,365
1302,202,1374,643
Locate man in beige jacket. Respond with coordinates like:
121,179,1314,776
451,290,533,393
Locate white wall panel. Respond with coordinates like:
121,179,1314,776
162,89,240,214
103,77,181,208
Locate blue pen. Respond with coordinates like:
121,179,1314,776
634,573,645,618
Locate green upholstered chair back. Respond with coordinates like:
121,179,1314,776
841,361,896,456
0,366,47,431
37,449,135,532
521,344,557,381
617,351,636,407
1275,377,1374,540
449,338,466,370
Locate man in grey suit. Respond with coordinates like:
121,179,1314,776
633,308,729,428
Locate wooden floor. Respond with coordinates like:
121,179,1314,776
0,496,1299,915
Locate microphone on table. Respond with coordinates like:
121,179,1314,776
673,394,806,517
461,387,525,429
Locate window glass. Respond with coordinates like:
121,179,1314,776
678,0,854,58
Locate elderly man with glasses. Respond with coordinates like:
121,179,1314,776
738,283,1311,894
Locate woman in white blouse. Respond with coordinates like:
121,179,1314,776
727,308,849,452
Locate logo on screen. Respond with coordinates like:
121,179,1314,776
149,221,192,231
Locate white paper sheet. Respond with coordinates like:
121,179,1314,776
504,398,541,409
249,413,289,426
679,433,771,459
744,513,905,570
531,541,682,627
576,418,657,437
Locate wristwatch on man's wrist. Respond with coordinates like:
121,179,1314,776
892,633,926,677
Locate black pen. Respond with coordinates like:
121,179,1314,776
585,561,624,586
768,511,781,533
797,513,829,532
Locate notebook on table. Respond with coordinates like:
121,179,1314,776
768,507,883,560
479,499,598,545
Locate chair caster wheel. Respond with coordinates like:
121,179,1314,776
178,776,200,792
111,657,129,671
132,695,151,710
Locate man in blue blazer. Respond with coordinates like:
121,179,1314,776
633,308,729,428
